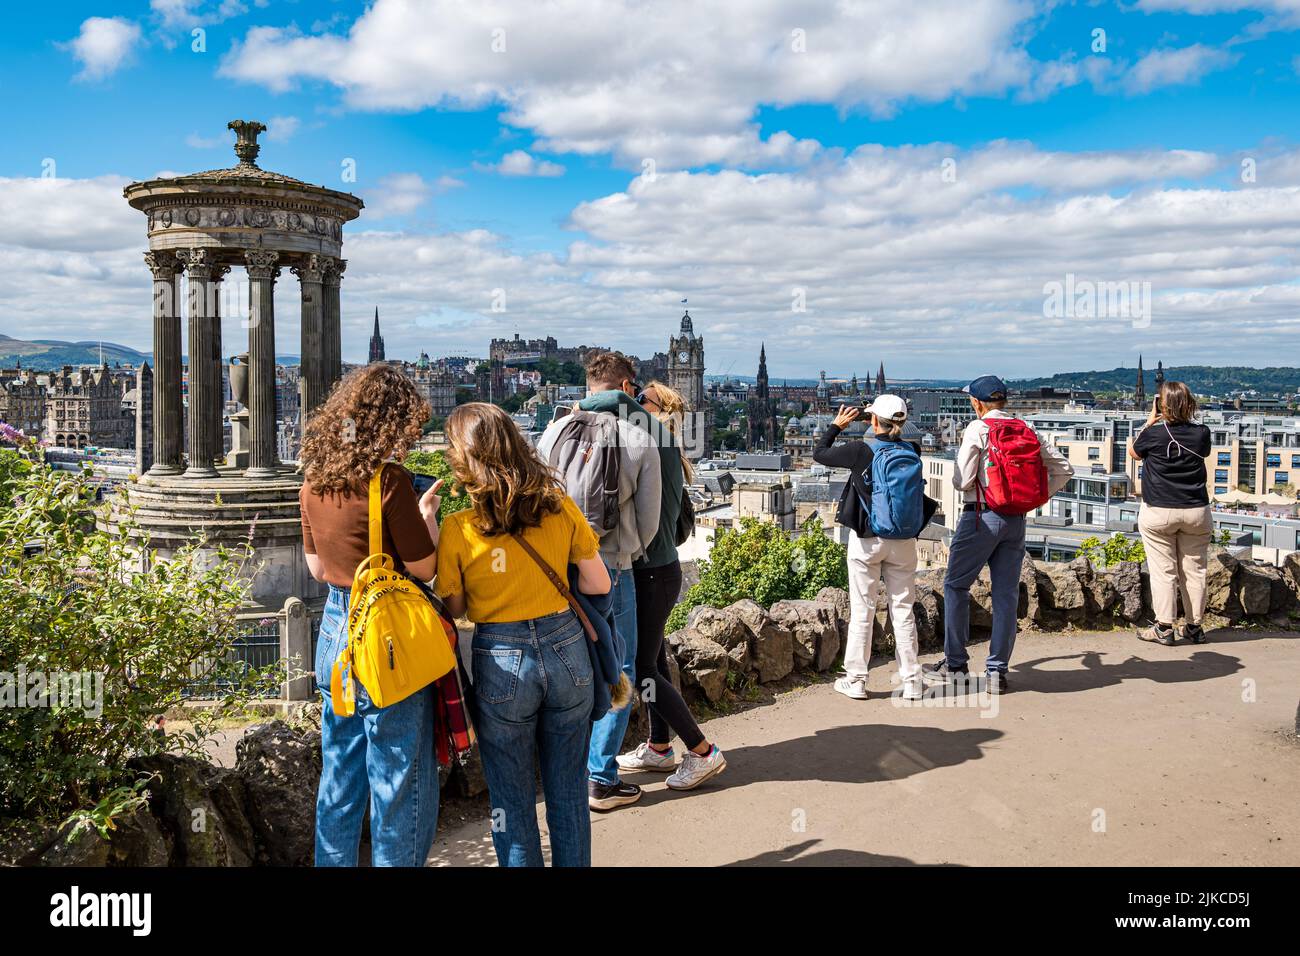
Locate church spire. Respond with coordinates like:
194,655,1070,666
1135,354,1145,404
875,361,886,394
368,307,385,363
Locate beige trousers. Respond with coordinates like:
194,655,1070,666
1138,504,1212,626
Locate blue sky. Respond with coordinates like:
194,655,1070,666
2,1,1299,379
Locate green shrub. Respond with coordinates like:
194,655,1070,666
667,517,847,632
1078,532,1145,567
0,449,275,834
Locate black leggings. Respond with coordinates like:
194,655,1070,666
633,561,706,751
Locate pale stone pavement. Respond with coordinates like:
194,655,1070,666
428,629,1300,867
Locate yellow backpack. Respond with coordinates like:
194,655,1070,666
330,465,457,716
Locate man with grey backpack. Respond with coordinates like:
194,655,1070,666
814,395,930,702
536,350,661,810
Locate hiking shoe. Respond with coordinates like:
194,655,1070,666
985,671,1010,695
617,741,676,773
922,661,969,686
665,745,727,791
588,779,642,812
1182,623,1207,644
834,676,869,700
1137,623,1178,646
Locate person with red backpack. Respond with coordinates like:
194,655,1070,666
922,375,1073,694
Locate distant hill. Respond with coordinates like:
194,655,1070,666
0,334,302,368
0,334,150,369
1010,366,1300,397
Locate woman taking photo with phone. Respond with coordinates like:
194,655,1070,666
434,402,611,867
1129,380,1213,646
299,363,444,867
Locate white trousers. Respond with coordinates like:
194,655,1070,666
845,533,920,687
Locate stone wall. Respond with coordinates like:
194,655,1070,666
662,550,1300,704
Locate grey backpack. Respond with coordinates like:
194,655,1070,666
546,409,621,536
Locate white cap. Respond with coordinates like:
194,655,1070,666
864,393,907,422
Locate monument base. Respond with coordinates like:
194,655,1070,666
107,464,324,609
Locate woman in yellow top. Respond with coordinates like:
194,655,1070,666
435,402,610,867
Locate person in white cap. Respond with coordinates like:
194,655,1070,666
814,395,930,701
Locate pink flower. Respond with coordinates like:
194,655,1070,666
0,422,28,445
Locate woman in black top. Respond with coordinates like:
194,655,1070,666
1128,381,1213,646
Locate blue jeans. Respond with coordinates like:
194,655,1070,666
943,510,1026,675
472,609,594,867
586,566,637,786
314,585,439,867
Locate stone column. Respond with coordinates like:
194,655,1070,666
178,248,221,478
322,257,345,393
293,254,327,420
212,263,231,464
144,251,184,476
245,250,281,478
134,362,154,476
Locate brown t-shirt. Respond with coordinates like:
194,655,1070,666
300,463,436,587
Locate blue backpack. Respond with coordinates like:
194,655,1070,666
857,439,924,539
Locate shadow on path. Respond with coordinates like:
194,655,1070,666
1011,650,1244,695
724,838,958,867
633,723,1002,807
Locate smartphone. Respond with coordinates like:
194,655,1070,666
410,472,438,497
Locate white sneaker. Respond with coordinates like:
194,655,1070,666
616,741,676,773
665,745,727,791
901,679,924,701
834,676,869,700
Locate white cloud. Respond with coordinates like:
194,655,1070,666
61,17,142,81
265,115,301,143
151,0,248,31
476,150,565,178
5,145,1300,376
361,172,436,219
185,129,234,149
1123,44,1239,95
218,0,1044,168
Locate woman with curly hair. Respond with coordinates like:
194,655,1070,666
298,363,443,867
435,402,611,867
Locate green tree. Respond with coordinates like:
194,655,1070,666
0,449,275,833
667,516,847,631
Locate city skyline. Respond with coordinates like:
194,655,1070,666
2,2,1300,376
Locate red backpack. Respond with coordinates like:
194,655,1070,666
979,418,1050,515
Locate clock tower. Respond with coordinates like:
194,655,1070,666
667,309,710,459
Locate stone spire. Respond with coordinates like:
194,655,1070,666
876,361,886,393
368,307,385,363
679,309,694,339
1135,354,1146,405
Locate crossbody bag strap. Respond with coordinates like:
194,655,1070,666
510,532,599,643
368,463,386,556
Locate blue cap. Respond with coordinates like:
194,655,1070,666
964,375,1007,401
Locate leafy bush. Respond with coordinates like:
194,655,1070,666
0,449,275,833
1077,533,1146,567
404,450,472,521
667,517,847,632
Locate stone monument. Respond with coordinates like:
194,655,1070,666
111,121,364,697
